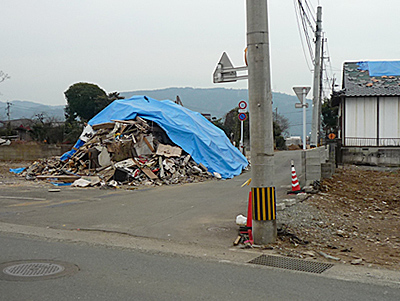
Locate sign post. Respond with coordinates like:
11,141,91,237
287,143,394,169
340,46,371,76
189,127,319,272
293,86,311,150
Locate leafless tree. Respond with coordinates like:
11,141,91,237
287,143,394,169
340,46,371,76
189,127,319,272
0,71,10,83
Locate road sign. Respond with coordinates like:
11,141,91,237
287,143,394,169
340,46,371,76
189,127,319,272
238,100,247,110
328,133,336,140
293,86,311,103
238,109,248,113
213,52,248,83
238,113,247,121
295,103,309,108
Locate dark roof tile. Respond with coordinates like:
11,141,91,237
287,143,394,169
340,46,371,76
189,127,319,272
343,61,400,97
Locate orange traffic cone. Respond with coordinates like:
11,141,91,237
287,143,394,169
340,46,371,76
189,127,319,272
288,160,302,194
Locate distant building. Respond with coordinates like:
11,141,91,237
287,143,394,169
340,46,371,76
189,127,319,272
285,136,302,147
333,61,400,147
0,118,35,129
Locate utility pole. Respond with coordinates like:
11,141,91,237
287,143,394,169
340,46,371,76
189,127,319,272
246,0,276,244
310,6,322,147
318,35,325,143
6,101,12,135
6,101,12,122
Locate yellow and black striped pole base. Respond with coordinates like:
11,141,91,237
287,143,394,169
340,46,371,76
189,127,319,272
252,187,276,221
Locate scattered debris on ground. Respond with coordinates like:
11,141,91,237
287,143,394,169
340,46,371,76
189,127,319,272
235,165,400,270
7,117,220,188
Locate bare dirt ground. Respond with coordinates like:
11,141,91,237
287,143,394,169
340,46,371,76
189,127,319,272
1,161,399,270
275,165,400,271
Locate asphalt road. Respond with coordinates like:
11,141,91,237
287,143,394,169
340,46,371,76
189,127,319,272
0,150,303,248
1,233,399,301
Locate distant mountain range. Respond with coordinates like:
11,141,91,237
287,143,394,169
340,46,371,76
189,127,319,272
0,100,65,121
121,87,312,136
1,87,312,136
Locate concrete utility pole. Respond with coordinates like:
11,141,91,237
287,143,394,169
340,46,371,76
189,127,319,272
246,0,276,244
6,101,12,122
310,6,322,147
319,35,325,141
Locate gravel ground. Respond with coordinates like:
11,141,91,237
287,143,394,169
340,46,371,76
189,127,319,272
266,165,400,271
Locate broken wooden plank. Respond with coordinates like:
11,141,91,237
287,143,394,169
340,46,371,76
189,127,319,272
142,167,158,180
199,163,208,172
92,122,115,130
143,136,155,152
233,235,241,246
111,119,138,125
36,175,81,182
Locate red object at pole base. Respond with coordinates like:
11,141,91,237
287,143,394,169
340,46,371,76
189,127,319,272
247,191,253,242
246,191,252,228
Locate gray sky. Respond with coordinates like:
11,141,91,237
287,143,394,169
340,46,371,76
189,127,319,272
0,0,399,106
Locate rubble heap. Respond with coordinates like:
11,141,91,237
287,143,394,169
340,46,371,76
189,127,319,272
20,117,221,188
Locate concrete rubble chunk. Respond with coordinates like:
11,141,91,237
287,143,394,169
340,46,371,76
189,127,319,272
72,178,92,187
213,172,222,179
296,193,308,202
276,202,286,211
281,199,297,207
156,144,182,158
351,258,363,265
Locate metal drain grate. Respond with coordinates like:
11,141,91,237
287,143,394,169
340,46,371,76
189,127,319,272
3,263,65,277
248,255,334,274
0,260,79,281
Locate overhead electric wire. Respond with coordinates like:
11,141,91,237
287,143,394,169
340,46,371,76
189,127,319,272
294,1,338,101
304,0,316,24
300,13,315,64
298,0,315,60
293,0,314,71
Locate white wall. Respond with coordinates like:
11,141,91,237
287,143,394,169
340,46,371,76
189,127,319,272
379,97,400,145
344,96,400,146
345,97,377,146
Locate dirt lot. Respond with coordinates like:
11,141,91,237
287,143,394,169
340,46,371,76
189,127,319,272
275,165,400,270
1,161,399,270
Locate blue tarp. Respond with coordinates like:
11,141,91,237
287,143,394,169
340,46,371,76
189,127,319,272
63,95,248,179
9,167,26,174
357,61,400,77
60,139,85,161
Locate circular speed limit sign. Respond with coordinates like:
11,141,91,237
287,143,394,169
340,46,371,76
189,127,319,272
238,100,247,110
238,113,247,121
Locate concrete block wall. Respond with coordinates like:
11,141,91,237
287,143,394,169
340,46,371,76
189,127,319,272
342,147,400,166
273,146,332,187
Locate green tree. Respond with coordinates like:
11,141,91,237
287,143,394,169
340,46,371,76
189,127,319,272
30,114,65,144
219,107,287,150
321,98,339,137
64,82,108,123
273,111,290,137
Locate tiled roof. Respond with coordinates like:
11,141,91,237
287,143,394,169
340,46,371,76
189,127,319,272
343,61,400,97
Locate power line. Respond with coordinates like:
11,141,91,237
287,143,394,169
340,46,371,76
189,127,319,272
293,0,313,71
304,0,316,24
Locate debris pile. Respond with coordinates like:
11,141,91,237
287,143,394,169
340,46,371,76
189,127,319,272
18,117,221,188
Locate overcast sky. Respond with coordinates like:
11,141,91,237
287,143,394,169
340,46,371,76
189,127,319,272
0,0,398,107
